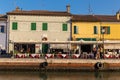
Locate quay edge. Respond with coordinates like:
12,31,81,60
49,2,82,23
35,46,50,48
0,58,120,71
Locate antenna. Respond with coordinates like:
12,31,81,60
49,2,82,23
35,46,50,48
88,3,93,15
112,10,115,15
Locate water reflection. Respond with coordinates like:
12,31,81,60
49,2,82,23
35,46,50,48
0,71,120,80
39,73,47,80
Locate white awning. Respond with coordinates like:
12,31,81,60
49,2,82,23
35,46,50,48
50,44,70,49
104,44,120,49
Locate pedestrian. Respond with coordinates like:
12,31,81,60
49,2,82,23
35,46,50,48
96,48,100,59
100,46,104,59
93,47,97,59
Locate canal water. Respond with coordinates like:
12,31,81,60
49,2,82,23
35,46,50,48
0,71,120,80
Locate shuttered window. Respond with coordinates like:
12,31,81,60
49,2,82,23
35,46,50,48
12,22,17,30
101,26,110,34
31,23,36,30
62,24,67,31
42,23,48,31
74,26,78,34
107,26,110,34
94,26,98,34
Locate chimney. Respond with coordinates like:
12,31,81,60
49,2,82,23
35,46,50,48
66,5,70,13
15,6,20,11
116,10,120,20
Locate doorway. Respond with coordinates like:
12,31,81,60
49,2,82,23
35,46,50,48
81,44,92,53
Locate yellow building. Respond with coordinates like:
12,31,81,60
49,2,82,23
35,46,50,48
72,11,120,52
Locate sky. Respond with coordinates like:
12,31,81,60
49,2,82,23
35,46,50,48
0,0,120,15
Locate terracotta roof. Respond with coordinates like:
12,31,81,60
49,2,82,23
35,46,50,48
0,15,7,21
72,15,120,22
7,10,71,16
72,15,100,22
95,15,120,22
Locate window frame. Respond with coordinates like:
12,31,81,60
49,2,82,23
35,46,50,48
94,26,98,34
0,25,5,33
74,25,78,34
101,26,110,34
31,23,36,30
42,23,48,31
12,22,18,30
62,23,68,31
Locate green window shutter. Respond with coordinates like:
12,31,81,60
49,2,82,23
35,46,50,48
31,23,36,30
74,26,77,34
62,24,67,31
12,22,17,30
42,23,48,31
107,27,110,34
94,26,97,34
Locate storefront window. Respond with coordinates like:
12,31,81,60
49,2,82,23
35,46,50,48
14,43,35,53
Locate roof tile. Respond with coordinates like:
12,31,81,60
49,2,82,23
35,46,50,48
72,15,120,22
7,10,71,16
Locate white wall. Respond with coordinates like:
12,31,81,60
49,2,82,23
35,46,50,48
8,15,71,53
0,21,6,50
9,15,71,42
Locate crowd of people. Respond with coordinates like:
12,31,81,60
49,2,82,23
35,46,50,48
92,46,104,59
92,46,120,59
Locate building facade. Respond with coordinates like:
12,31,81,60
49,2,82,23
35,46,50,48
0,15,7,51
72,12,120,52
6,6,120,54
7,7,71,54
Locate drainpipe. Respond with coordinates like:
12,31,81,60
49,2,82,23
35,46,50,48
6,16,9,53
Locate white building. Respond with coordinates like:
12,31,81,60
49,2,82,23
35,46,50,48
0,15,7,51
7,6,71,53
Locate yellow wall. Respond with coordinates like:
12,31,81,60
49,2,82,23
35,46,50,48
72,22,120,41
101,22,120,40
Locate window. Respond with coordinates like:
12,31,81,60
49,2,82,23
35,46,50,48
31,23,36,30
0,25,4,33
42,23,48,31
94,26,98,34
62,24,67,31
12,22,17,30
14,43,35,53
74,26,78,34
101,26,110,34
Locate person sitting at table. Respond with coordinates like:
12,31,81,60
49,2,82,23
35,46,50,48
21,48,24,53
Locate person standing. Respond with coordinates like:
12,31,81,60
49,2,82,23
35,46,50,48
93,47,97,59
100,46,104,59
96,48,100,59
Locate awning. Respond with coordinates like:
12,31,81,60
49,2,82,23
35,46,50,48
50,44,70,49
104,44,120,49
76,38,96,41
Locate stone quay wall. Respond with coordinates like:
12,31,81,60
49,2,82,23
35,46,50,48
0,58,120,71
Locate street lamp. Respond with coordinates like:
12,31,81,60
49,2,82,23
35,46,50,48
102,28,105,59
